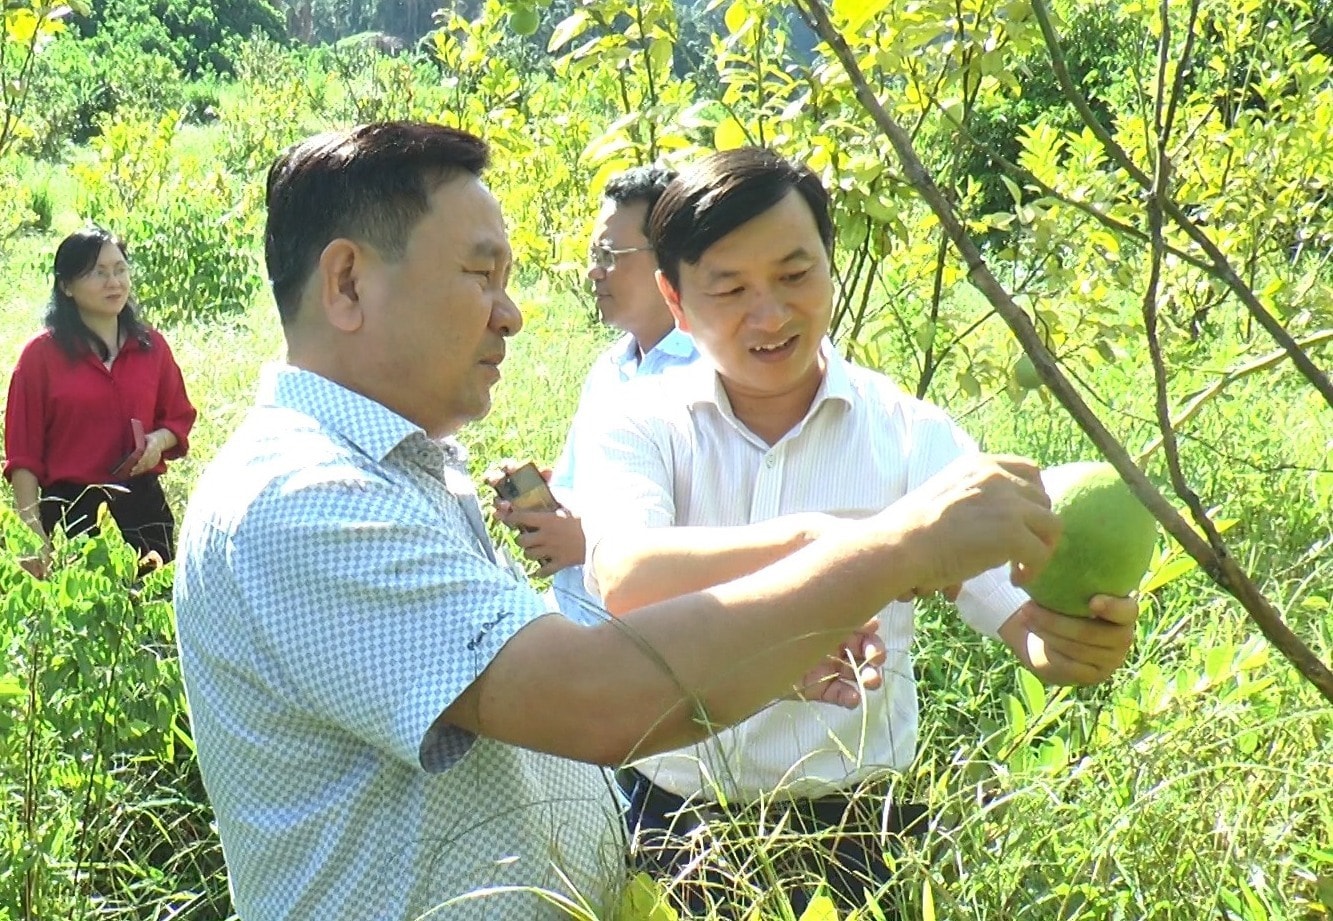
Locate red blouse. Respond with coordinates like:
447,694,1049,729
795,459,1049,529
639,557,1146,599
4,328,197,486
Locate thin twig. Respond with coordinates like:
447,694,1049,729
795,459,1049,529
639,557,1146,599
791,0,1333,704
1029,0,1333,410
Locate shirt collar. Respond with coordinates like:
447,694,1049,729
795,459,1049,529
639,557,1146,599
256,363,464,467
679,336,856,419
610,327,697,370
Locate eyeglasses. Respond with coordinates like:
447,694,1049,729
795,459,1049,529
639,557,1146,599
587,242,652,271
85,265,131,284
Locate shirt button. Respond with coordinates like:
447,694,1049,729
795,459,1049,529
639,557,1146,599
765,454,776,468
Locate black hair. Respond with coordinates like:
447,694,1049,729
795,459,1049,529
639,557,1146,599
648,147,834,290
45,225,150,362
601,164,678,236
264,121,490,323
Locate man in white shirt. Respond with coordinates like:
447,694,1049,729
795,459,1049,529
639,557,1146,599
492,166,699,623
175,122,1069,920
578,147,1140,915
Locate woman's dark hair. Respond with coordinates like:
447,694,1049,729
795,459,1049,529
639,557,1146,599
648,147,834,290
44,225,150,362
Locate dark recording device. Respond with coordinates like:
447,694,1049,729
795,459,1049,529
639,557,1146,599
491,461,561,514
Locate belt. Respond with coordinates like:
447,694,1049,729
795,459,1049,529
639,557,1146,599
616,768,928,839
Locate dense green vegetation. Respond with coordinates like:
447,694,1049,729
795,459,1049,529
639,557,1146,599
1,0,1331,918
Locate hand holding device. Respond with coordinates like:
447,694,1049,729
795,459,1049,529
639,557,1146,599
490,461,561,515
108,418,147,481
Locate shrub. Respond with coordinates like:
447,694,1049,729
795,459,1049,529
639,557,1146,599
72,0,286,78
24,179,53,232
22,29,187,156
74,110,264,327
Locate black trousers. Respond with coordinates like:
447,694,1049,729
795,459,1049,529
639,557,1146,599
40,475,176,563
616,768,927,918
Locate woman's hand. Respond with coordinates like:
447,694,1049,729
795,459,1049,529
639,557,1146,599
130,429,177,477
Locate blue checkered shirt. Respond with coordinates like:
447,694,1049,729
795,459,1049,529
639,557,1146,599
174,364,623,921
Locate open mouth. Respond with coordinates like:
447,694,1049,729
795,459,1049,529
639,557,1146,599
749,335,798,361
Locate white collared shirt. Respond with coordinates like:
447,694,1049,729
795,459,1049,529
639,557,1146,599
547,328,699,623
577,340,1029,801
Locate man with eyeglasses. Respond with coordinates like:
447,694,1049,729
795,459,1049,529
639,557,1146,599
492,165,699,623
174,123,1069,919
577,148,1141,917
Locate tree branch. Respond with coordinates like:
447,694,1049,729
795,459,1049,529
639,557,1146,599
1028,0,1333,411
791,0,1333,704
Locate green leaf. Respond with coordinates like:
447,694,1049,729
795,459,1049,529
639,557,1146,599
1003,693,1026,736
1203,644,1234,686
5,8,39,44
714,115,749,150
914,320,936,352
723,0,749,35
1017,668,1045,716
1139,554,1197,593
0,672,24,699
797,892,840,921
547,10,590,53
616,872,680,921
648,36,672,75
833,0,893,32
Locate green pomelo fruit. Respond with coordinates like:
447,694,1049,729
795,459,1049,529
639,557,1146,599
1013,354,1043,390
508,6,539,35
1025,461,1158,617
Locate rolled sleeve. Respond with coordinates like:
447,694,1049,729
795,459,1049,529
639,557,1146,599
152,334,196,460
575,405,678,597
956,567,1029,638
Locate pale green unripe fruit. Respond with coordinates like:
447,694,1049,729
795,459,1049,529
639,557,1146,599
508,6,539,35
1013,354,1043,390
1025,461,1158,617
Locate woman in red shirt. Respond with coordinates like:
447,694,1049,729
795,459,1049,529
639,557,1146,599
4,225,197,572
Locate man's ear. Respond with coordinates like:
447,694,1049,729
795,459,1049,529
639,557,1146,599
317,239,366,333
656,269,689,333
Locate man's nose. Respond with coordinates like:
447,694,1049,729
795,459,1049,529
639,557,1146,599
747,289,790,331
493,289,523,336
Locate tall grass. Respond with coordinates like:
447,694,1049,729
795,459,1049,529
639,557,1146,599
4,272,1332,921
1,89,1329,921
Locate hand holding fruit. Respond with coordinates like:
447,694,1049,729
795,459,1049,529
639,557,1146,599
1003,594,1140,686
877,453,1062,599
1024,461,1158,617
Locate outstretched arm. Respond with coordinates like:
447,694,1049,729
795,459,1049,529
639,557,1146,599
590,511,835,614
445,454,1062,765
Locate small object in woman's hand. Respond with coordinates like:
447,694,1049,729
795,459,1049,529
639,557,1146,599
108,418,147,479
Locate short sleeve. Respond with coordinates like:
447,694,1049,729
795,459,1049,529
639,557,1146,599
233,469,547,773
4,337,50,482
574,394,679,596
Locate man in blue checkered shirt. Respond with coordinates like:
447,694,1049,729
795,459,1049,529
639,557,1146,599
173,122,1065,920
